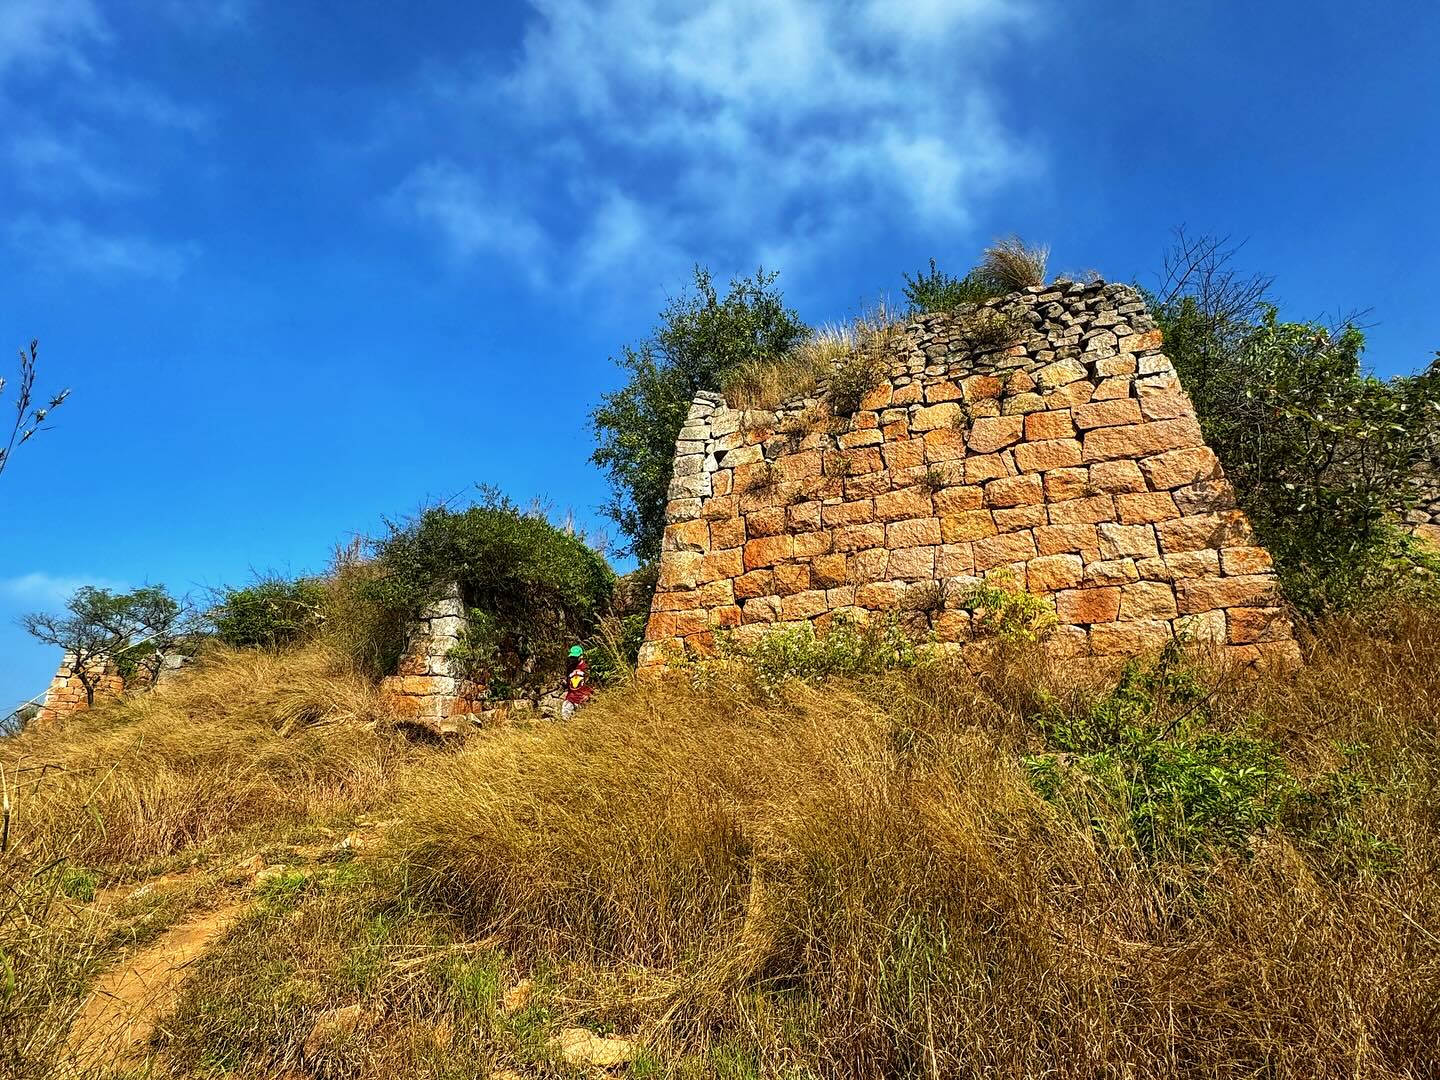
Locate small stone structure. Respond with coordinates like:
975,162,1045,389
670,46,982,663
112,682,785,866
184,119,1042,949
33,653,127,726
1404,401,1440,547
639,280,1299,669
377,584,486,732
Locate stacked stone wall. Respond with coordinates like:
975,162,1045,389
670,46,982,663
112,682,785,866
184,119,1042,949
1404,413,1440,547
34,654,126,726
378,584,486,733
639,280,1298,669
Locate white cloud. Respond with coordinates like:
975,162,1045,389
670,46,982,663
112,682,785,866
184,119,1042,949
395,160,550,278
8,128,137,197
9,215,197,281
398,0,1039,285
0,571,125,607
0,0,105,79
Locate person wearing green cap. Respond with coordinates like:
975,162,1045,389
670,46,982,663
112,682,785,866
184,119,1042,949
562,644,593,720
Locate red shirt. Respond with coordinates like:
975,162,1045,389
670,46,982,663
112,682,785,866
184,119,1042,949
565,659,594,704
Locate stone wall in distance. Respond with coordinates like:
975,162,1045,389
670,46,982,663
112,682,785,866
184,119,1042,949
639,280,1299,669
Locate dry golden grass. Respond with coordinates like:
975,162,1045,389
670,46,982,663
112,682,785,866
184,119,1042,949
393,611,1440,1078
977,235,1049,292
2,644,407,875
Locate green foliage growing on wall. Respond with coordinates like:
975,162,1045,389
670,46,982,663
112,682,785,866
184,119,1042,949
369,491,615,691
214,577,328,650
591,267,808,562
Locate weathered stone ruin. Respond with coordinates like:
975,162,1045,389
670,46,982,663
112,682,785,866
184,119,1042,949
377,584,487,732
33,654,126,726
639,280,1300,669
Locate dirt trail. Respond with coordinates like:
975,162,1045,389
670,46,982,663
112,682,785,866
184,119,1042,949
66,899,250,1068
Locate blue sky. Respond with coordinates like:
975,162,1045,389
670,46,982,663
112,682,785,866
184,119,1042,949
3,0,1438,709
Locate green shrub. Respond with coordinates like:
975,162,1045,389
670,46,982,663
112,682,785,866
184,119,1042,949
722,613,919,690
961,571,1056,644
368,491,615,693
826,350,887,415
214,577,327,650
902,258,1003,313
955,307,1025,354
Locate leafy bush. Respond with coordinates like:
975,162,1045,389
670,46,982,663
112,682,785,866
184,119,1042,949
826,350,888,415
317,544,409,679
214,577,327,650
954,306,1025,354
1162,294,1440,616
368,492,614,692
961,571,1056,644
592,267,808,561
721,613,918,690
902,258,1004,313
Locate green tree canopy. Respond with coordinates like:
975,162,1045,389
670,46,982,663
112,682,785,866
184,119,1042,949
591,267,807,562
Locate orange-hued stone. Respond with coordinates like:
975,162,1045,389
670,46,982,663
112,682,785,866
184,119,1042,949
926,379,963,403
1119,581,1178,620
967,416,1025,453
665,518,710,552
937,542,974,576
1155,511,1253,554
1082,418,1205,462
1026,554,1084,591
1121,329,1164,353
992,504,1048,532
822,500,874,527
1055,587,1122,625
887,517,943,547
933,486,984,514
1220,546,1274,575
1140,446,1222,490
859,382,893,410
1025,410,1076,441
1074,398,1142,430
986,474,1044,508
875,487,933,521
833,523,887,551
793,531,833,558
973,531,1038,571
699,549,743,582
1090,619,1173,654
746,507,786,537
1035,523,1098,556
743,534,794,569
1115,492,1180,524
1175,574,1279,614
1047,495,1115,525
882,440,925,470
942,510,998,542
923,429,968,462
710,516,746,550
773,563,813,595
1013,439,1083,473
1089,460,1148,494
966,454,1013,484
811,553,849,589
1227,607,1291,644
1043,467,1090,502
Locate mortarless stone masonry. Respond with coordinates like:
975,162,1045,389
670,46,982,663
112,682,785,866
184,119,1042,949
33,653,126,726
639,280,1300,669
377,583,486,733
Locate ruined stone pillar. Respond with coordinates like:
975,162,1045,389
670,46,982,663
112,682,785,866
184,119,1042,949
378,583,487,733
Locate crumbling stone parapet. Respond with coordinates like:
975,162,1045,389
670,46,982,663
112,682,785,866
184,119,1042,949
639,281,1299,670
378,583,487,732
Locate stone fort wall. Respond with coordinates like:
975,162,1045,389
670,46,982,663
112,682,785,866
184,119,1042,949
638,280,1299,669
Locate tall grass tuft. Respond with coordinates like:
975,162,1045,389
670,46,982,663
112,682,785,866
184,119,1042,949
976,235,1050,292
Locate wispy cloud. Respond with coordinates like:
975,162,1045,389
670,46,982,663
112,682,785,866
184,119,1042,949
396,0,1039,287
0,0,105,79
9,215,197,281
0,571,125,607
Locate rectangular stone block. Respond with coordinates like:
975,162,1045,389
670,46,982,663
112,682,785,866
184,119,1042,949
937,543,974,576
923,429,968,462
1013,439,1083,473
933,486,984,514
1043,467,1090,503
744,535,793,569
698,549,743,582
786,501,821,533
780,590,828,621
1084,558,1140,585
1089,460,1147,494
710,516,745,550
875,487,933,521
848,548,890,582
1055,587,1122,625
1047,495,1115,525
993,504,1048,532
664,519,710,552
1035,523,1098,556
1139,446,1221,490
881,440,925,470
1155,511,1254,554
811,553,849,589
822,500,874,527
856,581,901,609
1119,581,1177,620
1115,491,1180,524
1025,410,1076,441
912,403,964,432
889,546,937,580
1226,607,1292,644
1220,546,1273,576
1175,574,1279,614
1089,619,1173,655
942,509,998,542
887,517,943,547
746,507,786,537
793,531,832,558
833,523,888,551
986,474,1044,508
1172,479,1237,515
1082,417,1205,462
1074,398,1142,430
967,416,1025,453
966,454,1014,484
1097,522,1159,560
1026,553,1083,591
658,552,702,590
973,531,1038,571
1092,376,1133,401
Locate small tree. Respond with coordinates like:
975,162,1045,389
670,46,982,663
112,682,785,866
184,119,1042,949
592,267,808,562
1,340,70,481
901,258,1003,314
20,585,193,705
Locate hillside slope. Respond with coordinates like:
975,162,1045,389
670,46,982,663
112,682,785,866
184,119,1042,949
4,616,1439,1079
